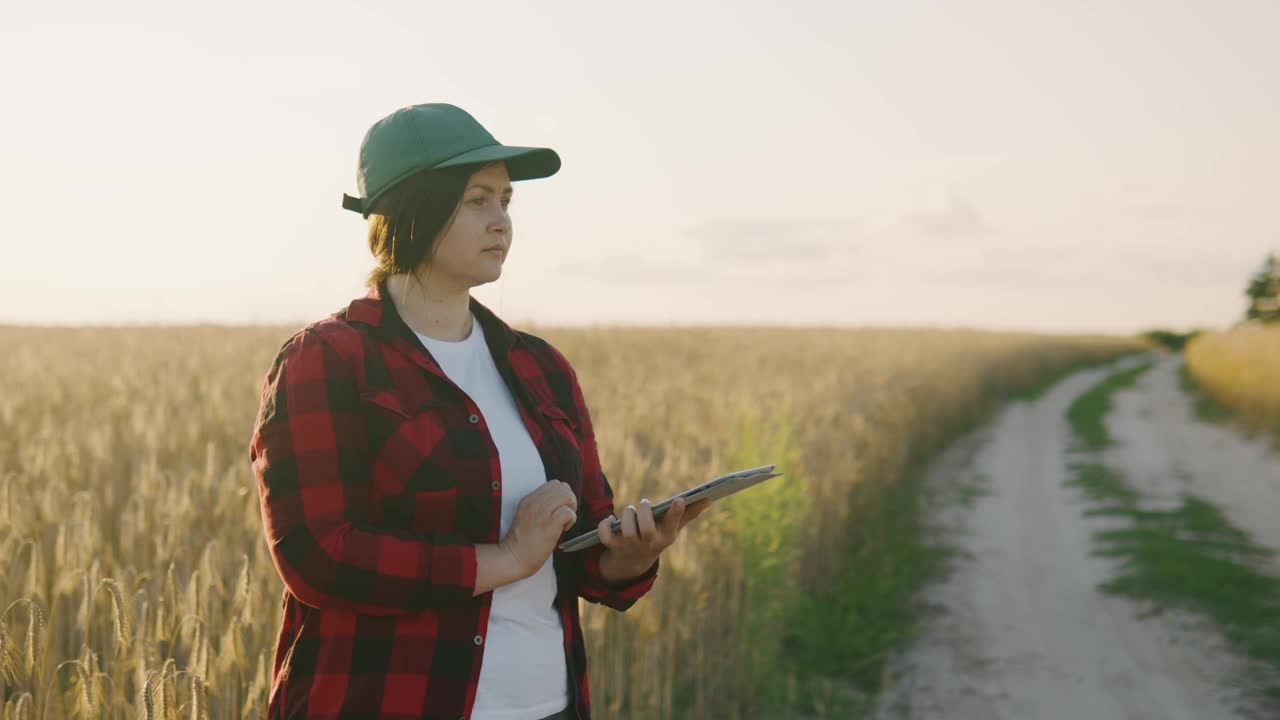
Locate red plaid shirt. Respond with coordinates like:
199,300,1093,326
248,279,659,720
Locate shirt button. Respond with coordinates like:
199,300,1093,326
473,634,484,646
468,414,479,424
491,481,500,490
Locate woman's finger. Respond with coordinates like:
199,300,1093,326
597,514,618,549
662,497,687,539
560,502,581,530
636,499,657,542
540,479,577,514
559,484,578,513
679,499,711,530
620,505,639,540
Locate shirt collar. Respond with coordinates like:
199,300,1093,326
345,277,521,352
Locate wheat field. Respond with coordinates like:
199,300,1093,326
0,323,1146,719
1184,323,1280,440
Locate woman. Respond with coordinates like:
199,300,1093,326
248,103,710,720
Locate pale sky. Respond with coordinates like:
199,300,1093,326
2,0,1276,334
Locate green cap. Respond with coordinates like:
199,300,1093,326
342,103,561,218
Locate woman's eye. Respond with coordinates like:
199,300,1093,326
470,197,485,205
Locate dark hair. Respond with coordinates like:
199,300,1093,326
364,161,501,289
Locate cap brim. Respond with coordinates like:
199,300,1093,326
433,144,561,181
345,144,561,218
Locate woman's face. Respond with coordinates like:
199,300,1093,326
423,161,513,289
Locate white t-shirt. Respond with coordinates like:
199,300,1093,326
414,311,570,720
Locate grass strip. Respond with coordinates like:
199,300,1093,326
1010,353,1144,403
1065,360,1153,450
1066,364,1280,701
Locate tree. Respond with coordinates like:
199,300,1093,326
1244,252,1280,323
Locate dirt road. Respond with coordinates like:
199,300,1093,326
1106,355,1280,574
872,353,1278,720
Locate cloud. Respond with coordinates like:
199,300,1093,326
683,216,862,265
905,192,995,238
1137,253,1253,286
550,253,708,286
921,243,1248,291
920,246,1079,288
981,246,1079,267
1114,181,1184,221
549,253,859,289
1118,181,1152,194
1126,197,1184,221
546,217,866,290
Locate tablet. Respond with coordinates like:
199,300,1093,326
557,463,784,552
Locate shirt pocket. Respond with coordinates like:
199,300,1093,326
359,387,451,452
538,402,580,448
539,401,585,506
359,387,462,530
359,387,448,421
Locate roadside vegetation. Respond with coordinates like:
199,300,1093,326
1182,325,1280,448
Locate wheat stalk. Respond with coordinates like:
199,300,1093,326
25,600,43,684
230,554,252,626
0,621,17,686
46,659,95,720
1,597,46,687
11,691,34,720
141,672,156,720
189,674,209,720
159,657,177,720
96,579,132,658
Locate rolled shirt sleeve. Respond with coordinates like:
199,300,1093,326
249,328,479,615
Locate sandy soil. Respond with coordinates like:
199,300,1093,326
872,354,1276,720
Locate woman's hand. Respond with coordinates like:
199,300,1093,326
501,479,578,578
596,496,713,580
